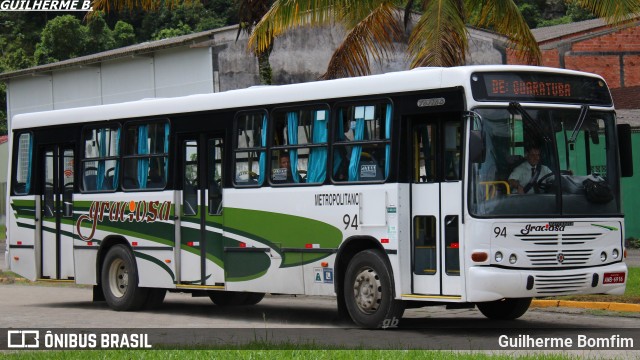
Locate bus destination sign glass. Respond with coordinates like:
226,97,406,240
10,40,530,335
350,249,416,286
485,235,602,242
470,72,612,106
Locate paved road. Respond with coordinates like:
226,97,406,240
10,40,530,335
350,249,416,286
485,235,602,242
0,284,639,356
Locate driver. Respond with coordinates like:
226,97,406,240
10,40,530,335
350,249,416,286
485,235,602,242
508,146,552,194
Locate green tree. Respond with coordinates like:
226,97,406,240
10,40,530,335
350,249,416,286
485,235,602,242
86,12,115,54
34,15,88,64
152,22,193,40
249,0,640,79
113,20,136,47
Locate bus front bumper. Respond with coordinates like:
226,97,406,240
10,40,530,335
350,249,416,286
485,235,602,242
466,262,627,302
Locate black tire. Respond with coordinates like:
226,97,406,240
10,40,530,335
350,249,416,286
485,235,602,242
477,297,532,320
343,249,405,328
101,244,149,311
143,288,167,310
243,292,265,305
208,291,265,306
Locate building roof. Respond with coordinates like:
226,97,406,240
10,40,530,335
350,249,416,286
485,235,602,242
531,18,607,43
0,24,240,81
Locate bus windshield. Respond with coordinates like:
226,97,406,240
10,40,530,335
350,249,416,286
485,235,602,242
469,106,620,217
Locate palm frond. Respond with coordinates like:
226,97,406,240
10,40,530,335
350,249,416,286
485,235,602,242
248,0,393,54
573,0,640,24
466,0,541,65
321,2,403,79
408,0,467,67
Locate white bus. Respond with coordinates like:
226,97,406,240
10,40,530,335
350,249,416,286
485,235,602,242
5,65,633,328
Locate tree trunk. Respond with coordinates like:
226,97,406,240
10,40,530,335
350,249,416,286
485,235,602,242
257,42,273,85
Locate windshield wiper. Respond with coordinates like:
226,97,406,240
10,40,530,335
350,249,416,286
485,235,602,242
508,102,551,143
568,105,590,144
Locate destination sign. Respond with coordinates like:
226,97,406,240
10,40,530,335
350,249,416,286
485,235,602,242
470,72,612,106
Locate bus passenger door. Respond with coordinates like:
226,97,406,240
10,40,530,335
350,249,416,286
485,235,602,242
410,118,462,297
178,134,225,286
40,145,75,280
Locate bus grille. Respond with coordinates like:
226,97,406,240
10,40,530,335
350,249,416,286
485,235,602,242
525,249,593,266
534,273,590,295
517,233,602,246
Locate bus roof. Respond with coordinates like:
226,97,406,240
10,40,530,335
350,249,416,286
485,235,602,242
11,65,607,130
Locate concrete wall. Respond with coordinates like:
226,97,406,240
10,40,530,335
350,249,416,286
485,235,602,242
5,25,506,122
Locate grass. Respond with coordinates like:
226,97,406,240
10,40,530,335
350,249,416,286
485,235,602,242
0,349,584,359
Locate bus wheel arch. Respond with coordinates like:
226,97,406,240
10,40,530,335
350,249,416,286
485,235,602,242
335,237,404,328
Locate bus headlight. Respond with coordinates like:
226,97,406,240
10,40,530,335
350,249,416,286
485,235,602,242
612,249,619,260
495,252,503,262
600,252,607,262
509,254,517,264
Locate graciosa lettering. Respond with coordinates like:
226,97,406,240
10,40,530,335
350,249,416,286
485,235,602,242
76,200,171,241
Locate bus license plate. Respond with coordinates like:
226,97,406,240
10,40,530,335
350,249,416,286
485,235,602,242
603,272,625,284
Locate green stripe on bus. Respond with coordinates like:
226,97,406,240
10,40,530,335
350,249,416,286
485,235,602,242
134,251,176,283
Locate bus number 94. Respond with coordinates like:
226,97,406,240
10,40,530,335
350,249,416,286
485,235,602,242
343,214,359,230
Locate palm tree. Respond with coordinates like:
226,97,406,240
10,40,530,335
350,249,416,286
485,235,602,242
247,0,640,79
236,0,275,85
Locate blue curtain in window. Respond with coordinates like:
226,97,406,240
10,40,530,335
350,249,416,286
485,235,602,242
258,115,267,185
164,123,170,179
307,110,327,183
113,128,120,189
137,125,149,189
97,129,107,190
348,113,365,181
385,104,392,178
25,135,33,194
333,109,344,176
286,112,300,183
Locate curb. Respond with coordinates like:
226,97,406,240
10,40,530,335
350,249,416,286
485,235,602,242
532,299,640,312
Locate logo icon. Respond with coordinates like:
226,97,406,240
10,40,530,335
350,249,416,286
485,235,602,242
7,330,39,348
557,253,565,263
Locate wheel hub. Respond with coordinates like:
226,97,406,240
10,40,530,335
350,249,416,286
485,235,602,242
108,258,128,298
353,267,382,314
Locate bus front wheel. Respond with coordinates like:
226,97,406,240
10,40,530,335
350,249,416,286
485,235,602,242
101,244,149,311
344,249,405,328
476,297,532,320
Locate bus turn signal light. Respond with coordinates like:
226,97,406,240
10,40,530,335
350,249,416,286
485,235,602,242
471,252,488,262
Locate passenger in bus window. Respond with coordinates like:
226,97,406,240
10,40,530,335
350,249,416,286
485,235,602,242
272,152,293,183
508,146,552,194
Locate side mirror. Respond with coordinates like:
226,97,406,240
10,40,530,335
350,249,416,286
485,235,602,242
469,130,485,164
618,124,633,177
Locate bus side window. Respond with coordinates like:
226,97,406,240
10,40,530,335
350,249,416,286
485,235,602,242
81,126,120,192
270,107,328,185
13,132,33,195
332,102,391,182
234,111,267,186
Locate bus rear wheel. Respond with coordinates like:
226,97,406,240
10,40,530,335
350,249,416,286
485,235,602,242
208,291,265,306
101,244,149,311
344,249,405,328
476,297,532,320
